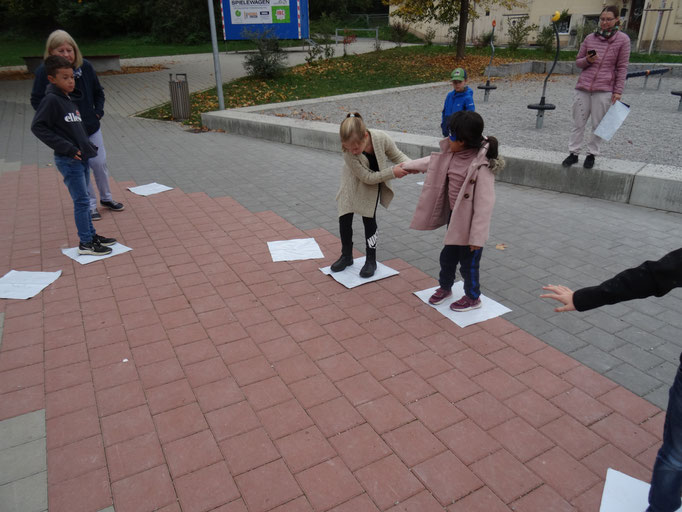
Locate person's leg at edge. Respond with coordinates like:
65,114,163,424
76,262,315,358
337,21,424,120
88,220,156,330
88,129,114,203
86,169,98,213
360,215,377,278
82,159,97,241
55,156,93,245
459,246,483,299
647,364,682,512
331,213,354,272
438,245,461,291
586,91,611,157
568,90,591,156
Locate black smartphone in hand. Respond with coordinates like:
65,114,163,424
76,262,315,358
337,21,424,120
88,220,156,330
588,49,596,57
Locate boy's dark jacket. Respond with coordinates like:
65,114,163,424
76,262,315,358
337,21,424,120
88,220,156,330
31,59,104,136
31,84,98,159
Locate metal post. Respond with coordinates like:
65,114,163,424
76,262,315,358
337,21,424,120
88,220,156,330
536,108,545,129
648,0,665,55
484,22,496,102
207,0,225,110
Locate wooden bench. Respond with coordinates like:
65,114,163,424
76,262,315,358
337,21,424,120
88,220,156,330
23,54,121,74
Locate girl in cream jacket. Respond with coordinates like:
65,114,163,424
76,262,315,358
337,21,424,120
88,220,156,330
331,113,410,278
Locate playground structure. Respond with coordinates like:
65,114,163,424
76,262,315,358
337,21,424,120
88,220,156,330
477,20,498,103
673,90,682,111
626,67,672,90
527,11,561,129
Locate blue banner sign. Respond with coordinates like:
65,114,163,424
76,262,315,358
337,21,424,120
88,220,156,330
220,0,310,40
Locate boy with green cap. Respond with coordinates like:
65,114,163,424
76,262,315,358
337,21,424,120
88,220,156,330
440,67,475,137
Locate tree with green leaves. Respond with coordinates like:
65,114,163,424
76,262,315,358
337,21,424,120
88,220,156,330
385,0,524,58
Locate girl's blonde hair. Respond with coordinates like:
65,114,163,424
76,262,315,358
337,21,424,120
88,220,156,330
44,30,83,69
339,112,367,144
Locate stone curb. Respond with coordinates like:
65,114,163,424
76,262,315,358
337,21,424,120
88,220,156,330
202,85,682,214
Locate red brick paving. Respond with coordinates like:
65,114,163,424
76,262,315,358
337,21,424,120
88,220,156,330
0,168,666,511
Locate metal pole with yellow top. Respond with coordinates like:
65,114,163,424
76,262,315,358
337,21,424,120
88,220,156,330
527,11,561,129
478,19,498,103
478,20,497,103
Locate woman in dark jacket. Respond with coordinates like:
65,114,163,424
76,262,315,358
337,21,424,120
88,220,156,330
542,248,682,512
31,30,124,220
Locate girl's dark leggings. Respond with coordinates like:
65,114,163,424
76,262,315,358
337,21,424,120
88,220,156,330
439,245,483,299
339,213,377,249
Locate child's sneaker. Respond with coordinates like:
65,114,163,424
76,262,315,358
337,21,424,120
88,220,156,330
450,295,482,312
78,239,113,256
429,287,452,305
92,234,117,246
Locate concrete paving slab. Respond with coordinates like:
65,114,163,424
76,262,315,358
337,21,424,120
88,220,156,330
1,47,682,512
0,471,47,512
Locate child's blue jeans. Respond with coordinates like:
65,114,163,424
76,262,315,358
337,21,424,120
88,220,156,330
648,363,682,512
55,156,96,245
438,245,483,299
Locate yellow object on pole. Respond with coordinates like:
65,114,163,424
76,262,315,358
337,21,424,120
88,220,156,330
551,11,561,22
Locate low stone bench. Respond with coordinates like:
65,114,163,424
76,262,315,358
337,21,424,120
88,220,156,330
23,54,121,74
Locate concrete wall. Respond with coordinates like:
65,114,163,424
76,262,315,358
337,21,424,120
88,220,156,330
202,102,682,214
637,0,682,53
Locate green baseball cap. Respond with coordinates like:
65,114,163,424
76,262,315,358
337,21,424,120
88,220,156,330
450,68,467,81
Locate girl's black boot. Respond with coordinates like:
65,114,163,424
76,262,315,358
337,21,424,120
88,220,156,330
360,248,376,278
331,243,353,272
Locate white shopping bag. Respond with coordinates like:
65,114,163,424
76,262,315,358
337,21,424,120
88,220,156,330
594,101,630,141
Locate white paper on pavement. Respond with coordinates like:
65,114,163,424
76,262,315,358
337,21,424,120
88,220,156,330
414,282,511,328
0,270,62,300
599,468,680,511
320,257,399,288
594,101,630,141
268,238,324,262
127,182,174,196
62,243,133,265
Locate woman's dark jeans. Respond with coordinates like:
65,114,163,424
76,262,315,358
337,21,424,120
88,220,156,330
648,364,682,512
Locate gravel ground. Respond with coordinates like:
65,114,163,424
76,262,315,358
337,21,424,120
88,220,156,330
262,73,682,167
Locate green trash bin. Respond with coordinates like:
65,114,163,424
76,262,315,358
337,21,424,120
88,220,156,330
169,73,191,120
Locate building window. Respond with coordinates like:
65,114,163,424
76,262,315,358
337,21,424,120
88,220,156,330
557,15,571,34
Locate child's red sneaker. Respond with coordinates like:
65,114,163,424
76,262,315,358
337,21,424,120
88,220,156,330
428,288,452,305
449,295,481,312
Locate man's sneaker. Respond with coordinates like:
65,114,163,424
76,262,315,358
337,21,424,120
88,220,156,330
92,234,117,246
78,240,113,256
450,295,482,312
583,154,595,169
562,153,579,167
100,200,125,211
429,287,453,305
91,209,102,221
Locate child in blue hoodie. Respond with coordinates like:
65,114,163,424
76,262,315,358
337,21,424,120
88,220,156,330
440,68,476,137
31,55,117,256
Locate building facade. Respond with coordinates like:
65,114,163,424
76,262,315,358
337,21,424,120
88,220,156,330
392,0,682,52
